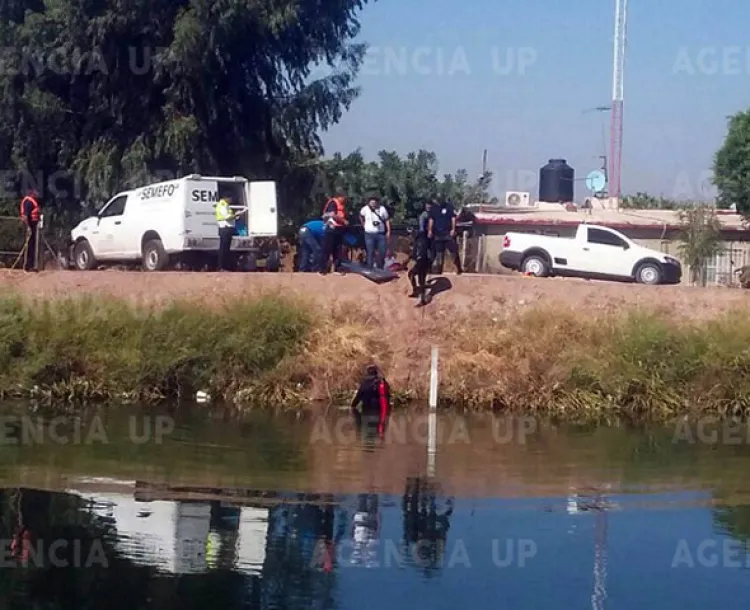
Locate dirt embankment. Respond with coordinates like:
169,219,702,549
4,270,750,413
3,270,749,361
2,269,747,319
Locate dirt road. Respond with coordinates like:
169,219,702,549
1,269,748,322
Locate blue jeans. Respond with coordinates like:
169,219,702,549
298,227,322,271
364,233,387,269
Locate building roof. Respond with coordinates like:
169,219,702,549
465,204,748,232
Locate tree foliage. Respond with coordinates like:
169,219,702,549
299,148,496,226
0,0,374,243
714,109,750,214
677,205,723,286
620,192,681,210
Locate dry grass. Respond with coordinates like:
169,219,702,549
283,301,750,422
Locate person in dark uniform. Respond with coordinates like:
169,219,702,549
408,200,433,304
350,364,392,440
427,199,462,275
19,189,41,272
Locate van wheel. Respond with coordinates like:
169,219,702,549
73,240,96,270
636,262,662,285
142,239,168,272
521,255,550,277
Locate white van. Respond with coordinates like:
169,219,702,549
69,174,279,271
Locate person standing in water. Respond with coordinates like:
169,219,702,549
350,364,392,440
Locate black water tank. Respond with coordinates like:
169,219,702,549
539,159,575,203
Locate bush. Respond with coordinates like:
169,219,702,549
0,295,312,406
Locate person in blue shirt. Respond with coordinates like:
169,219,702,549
297,219,326,271
343,230,359,249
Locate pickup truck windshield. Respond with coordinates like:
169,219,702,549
587,227,627,248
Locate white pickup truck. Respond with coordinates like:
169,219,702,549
499,223,682,285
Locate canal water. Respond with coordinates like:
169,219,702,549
1,405,750,609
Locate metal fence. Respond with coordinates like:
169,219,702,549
0,215,32,269
0,215,59,271
705,246,749,287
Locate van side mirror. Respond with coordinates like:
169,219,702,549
622,242,629,250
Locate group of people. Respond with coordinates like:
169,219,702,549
407,198,463,304
296,193,464,298
297,191,393,274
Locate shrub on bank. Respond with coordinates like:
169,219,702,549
0,295,312,405
439,308,750,421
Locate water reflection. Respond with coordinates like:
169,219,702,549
402,477,454,576
0,475,455,609
263,495,339,610
351,493,379,567
2,480,750,608
6,407,750,607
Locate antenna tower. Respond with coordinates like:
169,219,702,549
610,0,628,209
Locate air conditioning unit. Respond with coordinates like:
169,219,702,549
505,191,532,208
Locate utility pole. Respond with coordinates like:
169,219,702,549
583,106,611,187
610,0,628,210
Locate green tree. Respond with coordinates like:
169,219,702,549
0,0,374,245
677,205,723,286
304,150,497,224
714,109,750,214
621,192,680,209
462,170,496,205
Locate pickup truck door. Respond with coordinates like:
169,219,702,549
580,227,636,277
91,195,128,258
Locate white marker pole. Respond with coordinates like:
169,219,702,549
427,346,438,477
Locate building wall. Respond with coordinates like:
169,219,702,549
471,230,750,286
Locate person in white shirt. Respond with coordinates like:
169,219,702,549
359,197,391,269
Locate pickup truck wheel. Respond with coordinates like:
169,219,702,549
142,239,168,272
636,263,662,285
521,255,550,277
73,240,96,270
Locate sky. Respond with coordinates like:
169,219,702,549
319,0,750,202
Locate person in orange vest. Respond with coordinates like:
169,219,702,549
320,190,349,274
19,188,41,272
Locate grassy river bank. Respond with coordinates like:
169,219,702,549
2,290,750,422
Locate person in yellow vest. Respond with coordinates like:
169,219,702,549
215,195,242,271
205,529,220,569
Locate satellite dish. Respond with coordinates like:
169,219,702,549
585,170,606,193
